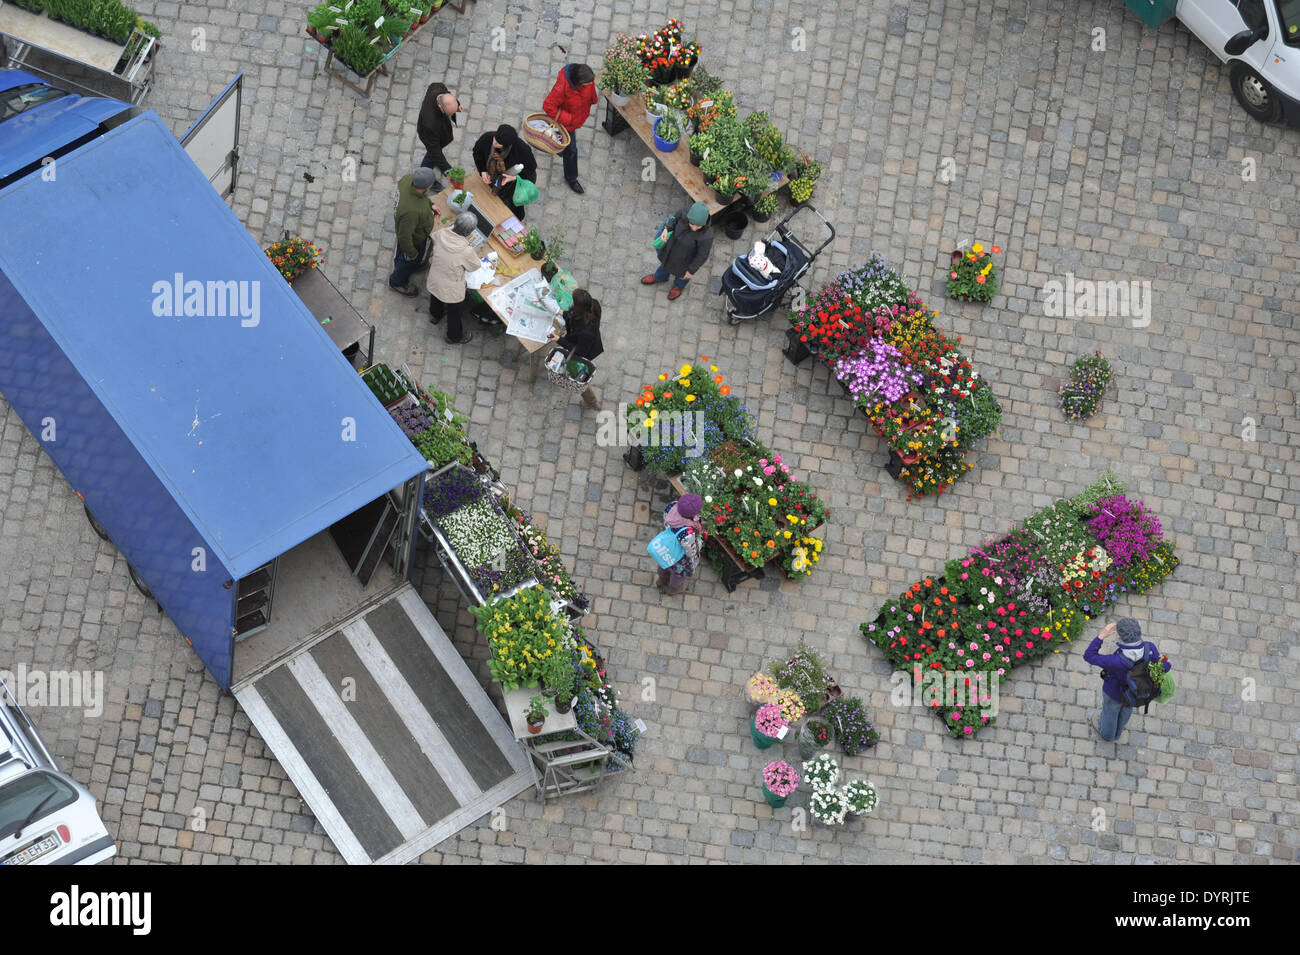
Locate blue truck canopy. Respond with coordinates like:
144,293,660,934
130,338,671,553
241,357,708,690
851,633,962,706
0,110,427,580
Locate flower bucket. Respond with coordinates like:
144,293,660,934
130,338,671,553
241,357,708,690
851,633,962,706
761,783,788,808
652,117,680,152
750,714,777,749
608,91,631,107
797,724,828,761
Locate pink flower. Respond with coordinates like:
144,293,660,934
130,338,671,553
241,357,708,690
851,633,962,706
982,653,991,660
963,725,973,735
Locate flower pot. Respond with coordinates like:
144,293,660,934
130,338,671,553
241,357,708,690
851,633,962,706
541,262,558,281
645,107,662,126
722,209,748,240
797,725,828,761
554,694,574,715
448,192,472,213
607,91,631,108
526,716,545,735
749,208,772,224
761,783,788,808
689,149,702,167
750,714,777,749
449,177,465,191
652,118,681,152
714,187,737,205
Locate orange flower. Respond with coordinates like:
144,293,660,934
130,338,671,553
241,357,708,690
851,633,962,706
713,375,723,384
976,274,986,284
720,385,731,396
967,254,976,261
992,245,1002,254
700,355,709,361
636,398,645,407
663,391,673,398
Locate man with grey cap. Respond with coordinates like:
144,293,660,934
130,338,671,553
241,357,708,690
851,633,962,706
389,166,439,295
1083,618,1172,741
425,212,483,345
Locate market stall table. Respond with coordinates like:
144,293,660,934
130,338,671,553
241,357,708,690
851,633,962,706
290,267,374,367
598,86,788,220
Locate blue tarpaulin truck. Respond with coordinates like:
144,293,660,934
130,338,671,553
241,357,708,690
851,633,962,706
0,70,531,863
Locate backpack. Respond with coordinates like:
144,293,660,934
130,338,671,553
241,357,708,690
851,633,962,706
1119,657,1159,712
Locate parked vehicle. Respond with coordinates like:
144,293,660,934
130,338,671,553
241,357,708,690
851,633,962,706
0,675,115,865
1127,0,1300,123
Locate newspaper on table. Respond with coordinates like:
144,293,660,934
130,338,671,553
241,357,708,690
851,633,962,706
488,269,559,342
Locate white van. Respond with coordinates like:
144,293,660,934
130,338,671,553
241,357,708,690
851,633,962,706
0,675,116,865
1173,0,1300,123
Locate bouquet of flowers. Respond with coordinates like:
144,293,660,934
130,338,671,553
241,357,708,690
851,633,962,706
762,760,800,798
809,787,850,826
1059,351,1112,421
843,779,878,815
775,689,805,724
746,672,780,706
801,752,839,791
946,241,1001,302
753,702,787,740
266,236,321,282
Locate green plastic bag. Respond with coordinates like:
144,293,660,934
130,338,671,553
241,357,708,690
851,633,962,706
549,269,577,311
512,177,540,207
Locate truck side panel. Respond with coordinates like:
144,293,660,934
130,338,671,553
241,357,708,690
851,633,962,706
0,267,237,689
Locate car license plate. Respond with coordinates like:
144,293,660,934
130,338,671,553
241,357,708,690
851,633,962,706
1,833,58,865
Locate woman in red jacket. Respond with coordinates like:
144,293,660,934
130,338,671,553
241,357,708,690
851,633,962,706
542,64,598,194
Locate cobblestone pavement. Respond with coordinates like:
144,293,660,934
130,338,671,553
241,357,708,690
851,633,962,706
1,0,1297,864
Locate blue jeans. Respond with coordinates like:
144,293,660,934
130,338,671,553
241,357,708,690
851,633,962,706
653,264,689,289
560,133,579,183
1098,692,1134,741
389,239,428,288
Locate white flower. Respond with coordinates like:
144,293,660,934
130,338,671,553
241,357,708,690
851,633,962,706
704,495,712,503
733,469,743,478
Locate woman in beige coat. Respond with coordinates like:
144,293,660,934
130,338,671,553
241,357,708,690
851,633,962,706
426,213,483,344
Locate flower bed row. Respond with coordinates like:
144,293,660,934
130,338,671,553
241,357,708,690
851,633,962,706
860,472,1179,738
626,358,831,580
787,253,1003,498
305,0,448,77
12,0,161,47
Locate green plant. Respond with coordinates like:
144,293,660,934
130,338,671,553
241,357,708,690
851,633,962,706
1059,351,1112,421
946,241,1000,303
958,386,1002,448
599,33,651,97
331,23,385,75
654,112,683,143
770,641,830,708
472,587,574,690
543,230,566,268
541,652,575,700
446,166,466,183
526,695,548,723
520,227,545,257
11,0,46,13
381,13,412,40
751,193,778,217
307,4,338,36
789,176,814,204
1071,470,1126,515
790,151,824,182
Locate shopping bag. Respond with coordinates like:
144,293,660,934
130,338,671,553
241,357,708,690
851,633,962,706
652,216,674,250
647,528,687,569
512,177,540,207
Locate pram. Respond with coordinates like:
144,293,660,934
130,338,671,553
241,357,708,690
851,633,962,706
718,203,835,324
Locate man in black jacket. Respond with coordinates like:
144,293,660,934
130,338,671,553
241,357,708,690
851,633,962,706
472,124,538,221
417,82,462,176
642,202,713,300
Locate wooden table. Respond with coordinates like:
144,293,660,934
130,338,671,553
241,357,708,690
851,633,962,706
599,87,788,220
431,175,566,378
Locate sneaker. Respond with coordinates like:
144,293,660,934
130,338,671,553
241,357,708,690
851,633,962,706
446,330,475,345
390,282,419,297
567,180,585,194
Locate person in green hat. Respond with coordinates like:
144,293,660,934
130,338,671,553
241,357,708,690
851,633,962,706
642,201,713,301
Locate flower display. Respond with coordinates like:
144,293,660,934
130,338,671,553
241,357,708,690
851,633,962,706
628,359,754,475
472,587,576,690
862,473,1178,738
790,254,1000,498
762,760,801,798
809,787,850,826
746,672,780,705
801,752,840,791
753,702,788,739
821,696,879,755
1059,351,1112,421
775,689,805,724
265,236,321,282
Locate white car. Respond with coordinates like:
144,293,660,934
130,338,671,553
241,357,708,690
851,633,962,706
1174,0,1300,122
0,675,116,865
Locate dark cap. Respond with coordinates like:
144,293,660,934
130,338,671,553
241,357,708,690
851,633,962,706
494,123,517,147
1116,618,1142,643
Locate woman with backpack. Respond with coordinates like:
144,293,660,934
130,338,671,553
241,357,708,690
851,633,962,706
1083,618,1172,742
652,493,704,596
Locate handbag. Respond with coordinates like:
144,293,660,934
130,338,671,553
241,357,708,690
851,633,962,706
652,215,676,250
647,527,688,569
512,177,540,207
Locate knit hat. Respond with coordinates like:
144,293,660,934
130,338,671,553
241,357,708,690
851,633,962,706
412,167,437,190
686,202,709,226
1116,618,1142,644
676,493,703,519
494,123,517,147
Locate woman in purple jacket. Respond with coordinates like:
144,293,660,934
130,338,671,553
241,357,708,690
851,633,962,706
654,494,704,596
1083,617,1171,742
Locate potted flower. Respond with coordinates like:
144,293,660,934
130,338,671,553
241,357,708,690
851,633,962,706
801,752,839,791
598,34,651,105
744,672,779,708
774,688,805,725
653,112,684,152
643,86,669,126
541,231,566,281
809,787,850,827
525,695,548,734
761,760,800,808
797,718,833,760
521,227,545,261
1059,351,1112,421
945,241,1001,303
821,696,880,756
843,779,879,816
446,166,466,190
749,193,778,224
751,702,787,749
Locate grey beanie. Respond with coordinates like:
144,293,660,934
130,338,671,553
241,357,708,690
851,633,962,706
412,167,437,190
1116,618,1142,644
452,212,477,237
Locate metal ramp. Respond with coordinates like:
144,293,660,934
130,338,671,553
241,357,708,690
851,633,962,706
235,584,531,864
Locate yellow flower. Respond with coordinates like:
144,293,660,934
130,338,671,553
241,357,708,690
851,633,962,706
679,364,692,375
972,242,984,255
783,530,792,539
710,365,718,372
768,497,777,506
681,378,691,387
685,394,696,402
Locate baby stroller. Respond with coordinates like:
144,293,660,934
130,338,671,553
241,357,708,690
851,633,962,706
719,203,835,325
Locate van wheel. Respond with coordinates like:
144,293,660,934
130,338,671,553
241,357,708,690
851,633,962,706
84,504,111,541
1231,64,1282,122
127,564,154,601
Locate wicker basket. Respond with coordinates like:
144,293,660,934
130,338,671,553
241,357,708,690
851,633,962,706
522,112,570,154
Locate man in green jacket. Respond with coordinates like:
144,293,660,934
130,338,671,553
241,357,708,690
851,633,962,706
389,167,438,296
